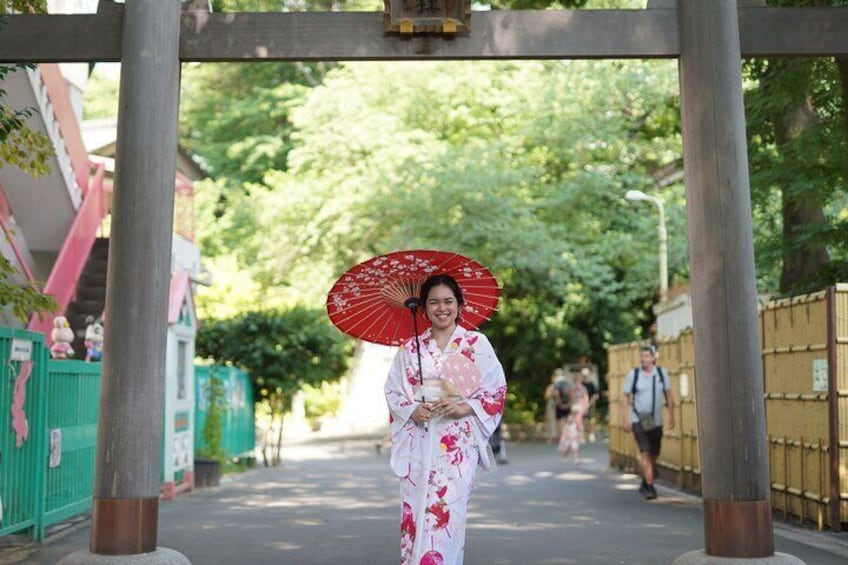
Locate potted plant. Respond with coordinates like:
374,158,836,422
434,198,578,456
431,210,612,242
194,370,226,487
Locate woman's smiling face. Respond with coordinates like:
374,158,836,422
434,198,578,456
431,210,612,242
424,284,459,331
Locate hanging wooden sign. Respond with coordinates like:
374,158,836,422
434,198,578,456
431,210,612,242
384,0,471,36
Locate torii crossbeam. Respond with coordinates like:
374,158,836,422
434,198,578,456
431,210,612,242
1,3,848,62
2,1,846,564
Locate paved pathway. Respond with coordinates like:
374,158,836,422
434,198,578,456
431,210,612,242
7,441,848,564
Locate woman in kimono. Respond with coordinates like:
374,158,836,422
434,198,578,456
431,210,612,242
385,274,507,565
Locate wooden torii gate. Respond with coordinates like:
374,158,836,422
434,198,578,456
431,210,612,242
3,1,848,563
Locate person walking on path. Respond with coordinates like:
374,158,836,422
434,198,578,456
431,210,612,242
580,368,599,442
568,371,589,426
558,372,589,462
557,408,583,463
621,345,675,500
543,371,560,443
385,274,507,565
552,369,572,445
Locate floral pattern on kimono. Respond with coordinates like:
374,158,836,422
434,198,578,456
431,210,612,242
385,326,507,565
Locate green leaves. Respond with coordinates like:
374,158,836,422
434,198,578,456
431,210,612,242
1,65,53,176
180,63,313,185
1,105,52,176
744,49,848,294
0,0,46,15
0,256,57,324
196,370,227,462
184,58,689,406
195,307,353,407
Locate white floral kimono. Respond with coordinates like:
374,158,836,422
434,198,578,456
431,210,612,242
385,325,507,565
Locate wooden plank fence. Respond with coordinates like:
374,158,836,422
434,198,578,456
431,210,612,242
608,284,848,530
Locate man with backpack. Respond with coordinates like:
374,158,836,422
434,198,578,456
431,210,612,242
552,369,572,439
621,345,675,500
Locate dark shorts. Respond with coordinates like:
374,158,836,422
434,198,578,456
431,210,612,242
555,406,570,420
633,423,663,456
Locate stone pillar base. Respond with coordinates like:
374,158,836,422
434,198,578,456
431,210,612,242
58,547,191,565
673,550,805,565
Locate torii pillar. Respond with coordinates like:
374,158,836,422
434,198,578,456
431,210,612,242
674,1,800,563
60,1,190,563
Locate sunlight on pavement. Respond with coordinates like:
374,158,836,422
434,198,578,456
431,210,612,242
469,521,571,532
553,471,595,481
503,473,533,485
570,515,598,523
289,519,325,526
524,500,560,507
267,542,303,550
237,495,393,511
279,442,379,461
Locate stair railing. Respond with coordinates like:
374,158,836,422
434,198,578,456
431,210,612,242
0,188,38,286
28,162,107,341
26,64,89,206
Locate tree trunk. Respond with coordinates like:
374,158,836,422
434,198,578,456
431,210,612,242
766,60,830,294
261,425,272,467
836,55,848,180
274,409,285,467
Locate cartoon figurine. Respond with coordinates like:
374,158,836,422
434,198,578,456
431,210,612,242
50,315,75,359
84,316,104,362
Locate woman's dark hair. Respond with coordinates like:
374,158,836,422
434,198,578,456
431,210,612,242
420,274,465,306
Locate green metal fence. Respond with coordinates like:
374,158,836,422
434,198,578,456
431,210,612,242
0,329,101,541
195,365,255,459
0,335,255,542
0,327,47,540
41,360,101,538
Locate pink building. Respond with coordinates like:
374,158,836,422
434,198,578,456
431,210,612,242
1,56,206,498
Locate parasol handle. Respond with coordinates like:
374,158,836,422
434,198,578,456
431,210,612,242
405,297,427,431
404,297,424,388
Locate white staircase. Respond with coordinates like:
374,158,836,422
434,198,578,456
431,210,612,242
0,65,84,276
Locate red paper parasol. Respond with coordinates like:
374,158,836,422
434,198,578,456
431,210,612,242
326,250,499,346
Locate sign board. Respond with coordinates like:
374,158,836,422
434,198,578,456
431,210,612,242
679,372,690,398
49,429,62,468
812,358,828,392
10,339,32,362
384,0,471,34
174,411,190,433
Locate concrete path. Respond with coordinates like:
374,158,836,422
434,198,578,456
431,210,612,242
6,441,848,565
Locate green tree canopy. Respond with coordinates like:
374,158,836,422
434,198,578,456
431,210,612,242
195,306,352,407
743,0,848,294
181,1,848,418
186,59,687,401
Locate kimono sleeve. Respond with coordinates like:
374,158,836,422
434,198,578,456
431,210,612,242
384,348,417,433
464,333,506,462
384,347,418,477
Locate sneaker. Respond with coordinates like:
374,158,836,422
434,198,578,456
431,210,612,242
638,479,648,495
644,485,658,500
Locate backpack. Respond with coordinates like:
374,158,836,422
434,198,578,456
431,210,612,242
630,366,666,397
555,380,572,404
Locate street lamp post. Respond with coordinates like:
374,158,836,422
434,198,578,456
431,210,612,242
625,189,668,303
